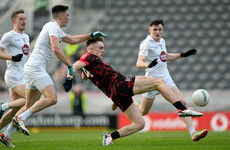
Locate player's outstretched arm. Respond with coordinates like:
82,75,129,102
167,53,181,61
167,49,197,61
62,31,107,45
63,34,91,45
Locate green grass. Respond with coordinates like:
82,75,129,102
1,131,230,150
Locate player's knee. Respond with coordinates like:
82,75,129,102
136,119,145,131
50,97,58,105
139,120,145,130
156,79,166,89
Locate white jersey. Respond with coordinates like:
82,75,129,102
139,35,175,98
0,30,29,77
26,21,66,69
138,35,170,79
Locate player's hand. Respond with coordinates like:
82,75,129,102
148,58,158,68
63,77,73,92
90,31,107,38
181,49,197,57
11,54,23,62
68,64,74,76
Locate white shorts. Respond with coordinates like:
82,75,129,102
4,74,26,91
24,64,53,92
142,75,176,99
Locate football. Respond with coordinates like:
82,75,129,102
192,89,210,107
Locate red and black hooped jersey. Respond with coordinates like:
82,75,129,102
79,52,124,97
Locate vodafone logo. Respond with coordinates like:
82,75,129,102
22,44,29,55
119,112,230,131
211,113,228,131
160,51,167,62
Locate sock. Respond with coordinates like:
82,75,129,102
4,124,16,139
173,101,187,110
1,103,9,111
188,125,196,136
18,109,32,121
111,131,120,140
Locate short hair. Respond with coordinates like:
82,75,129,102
52,5,68,19
150,19,164,27
11,9,24,20
86,37,104,48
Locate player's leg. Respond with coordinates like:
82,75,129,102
133,76,203,117
0,84,26,129
134,97,155,116
0,75,26,115
102,103,144,145
11,88,41,136
0,85,26,119
12,85,57,137
0,84,27,147
13,76,56,136
171,86,195,134
16,88,42,116
171,86,208,141
171,86,186,106
119,103,145,136
133,76,178,104
27,84,57,114
16,75,55,117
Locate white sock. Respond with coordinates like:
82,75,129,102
1,103,9,111
188,125,196,136
18,109,32,121
4,124,16,139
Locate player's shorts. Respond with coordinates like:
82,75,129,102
24,64,53,92
142,75,175,99
4,74,26,91
110,76,135,112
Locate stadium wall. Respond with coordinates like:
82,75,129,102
23,111,230,132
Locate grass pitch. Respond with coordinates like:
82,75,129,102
1,131,229,150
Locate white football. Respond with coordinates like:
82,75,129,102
192,89,210,107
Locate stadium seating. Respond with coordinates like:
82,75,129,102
0,0,13,15
91,0,230,89
1,0,228,90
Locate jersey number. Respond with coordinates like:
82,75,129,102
82,68,93,78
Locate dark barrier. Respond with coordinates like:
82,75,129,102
26,114,117,129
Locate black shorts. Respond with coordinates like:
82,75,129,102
110,76,135,112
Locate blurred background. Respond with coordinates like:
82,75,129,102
0,0,229,131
